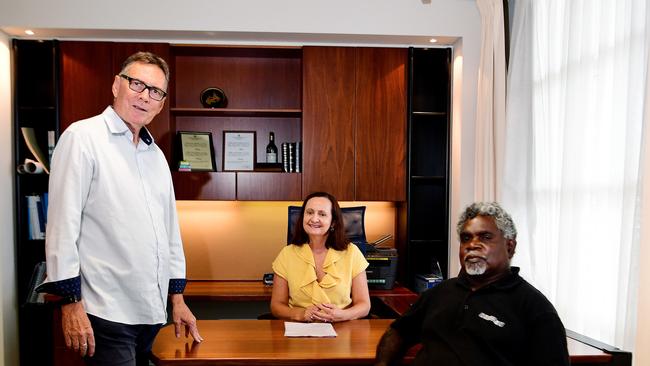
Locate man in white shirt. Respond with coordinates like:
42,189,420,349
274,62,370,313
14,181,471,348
38,51,202,365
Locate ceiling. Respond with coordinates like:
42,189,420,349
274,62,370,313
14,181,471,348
1,27,458,47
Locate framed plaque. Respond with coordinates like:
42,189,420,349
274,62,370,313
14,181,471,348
223,131,256,171
176,131,217,171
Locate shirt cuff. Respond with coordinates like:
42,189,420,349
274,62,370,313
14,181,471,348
35,276,81,297
168,278,187,294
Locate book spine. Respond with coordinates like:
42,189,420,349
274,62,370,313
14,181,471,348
26,195,46,240
295,142,302,173
47,131,56,167
288,143,296,173
36,196,45,238
281,143,290,172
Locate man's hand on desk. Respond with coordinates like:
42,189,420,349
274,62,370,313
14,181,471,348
61,301,95,357
170,294,203,343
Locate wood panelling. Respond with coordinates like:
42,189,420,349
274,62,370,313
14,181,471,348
172,49,301,110
237,172,301,200
59,41,172,159
302,47,356,200
60,41,113,131
58,43,407,202
172,172,236,200
355,48,407,201
302,46,407,201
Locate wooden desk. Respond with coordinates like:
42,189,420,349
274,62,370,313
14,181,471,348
184,280,419,316
151,319,615,365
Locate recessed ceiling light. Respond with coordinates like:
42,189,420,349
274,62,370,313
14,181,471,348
25,30,35,35
429,38,438,43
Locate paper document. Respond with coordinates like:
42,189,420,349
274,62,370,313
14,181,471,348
284,322,337,337
21,127,50,174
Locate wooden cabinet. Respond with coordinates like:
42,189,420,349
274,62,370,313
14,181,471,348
354,48,407,201
302,46,407,201
55,42,408,202
59,41,172,157
170,46,302,200
302,47,356,200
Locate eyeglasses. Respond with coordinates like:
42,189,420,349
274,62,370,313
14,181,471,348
119,74,167,101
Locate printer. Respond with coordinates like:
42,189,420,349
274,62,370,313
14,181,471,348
364,236,398,290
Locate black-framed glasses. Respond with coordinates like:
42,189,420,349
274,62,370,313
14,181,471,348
119,74,167,101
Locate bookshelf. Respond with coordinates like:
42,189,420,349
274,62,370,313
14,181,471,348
13,39,60,366
400,47,452,289
169,45,303,200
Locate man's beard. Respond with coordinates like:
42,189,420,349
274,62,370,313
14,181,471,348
465,259,487,276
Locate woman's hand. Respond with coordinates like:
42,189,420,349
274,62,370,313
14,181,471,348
313,303,345,323
302,305,321,322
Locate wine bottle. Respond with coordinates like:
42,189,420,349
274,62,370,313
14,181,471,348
266,132,278,163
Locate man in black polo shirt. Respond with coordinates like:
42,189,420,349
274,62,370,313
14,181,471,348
375,202,570,366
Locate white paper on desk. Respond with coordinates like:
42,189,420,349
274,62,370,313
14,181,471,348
284,322,337,337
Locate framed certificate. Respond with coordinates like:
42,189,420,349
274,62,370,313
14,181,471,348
223,131,256,171
176,131,217,171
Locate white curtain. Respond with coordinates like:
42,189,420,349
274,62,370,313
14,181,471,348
475,0,507,201
501,0,648,351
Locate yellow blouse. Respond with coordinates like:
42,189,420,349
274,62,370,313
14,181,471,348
272,243,369,309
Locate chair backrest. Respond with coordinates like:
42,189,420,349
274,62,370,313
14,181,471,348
287,205,367,253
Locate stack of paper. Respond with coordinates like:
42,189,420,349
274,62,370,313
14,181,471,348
284,322,337,337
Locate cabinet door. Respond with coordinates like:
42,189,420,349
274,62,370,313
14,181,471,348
60,41,114,132
355,48,407,201
60,41,171,158
302,47,356,200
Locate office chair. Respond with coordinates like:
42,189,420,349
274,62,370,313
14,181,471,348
287,205,367,254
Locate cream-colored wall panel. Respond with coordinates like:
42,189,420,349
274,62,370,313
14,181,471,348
177,201,396,280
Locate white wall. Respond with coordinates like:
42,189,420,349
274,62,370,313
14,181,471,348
0,30,18,366
0,0,478,42
0,1,482,362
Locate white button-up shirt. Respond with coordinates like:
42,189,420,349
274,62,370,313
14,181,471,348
44,106,185,325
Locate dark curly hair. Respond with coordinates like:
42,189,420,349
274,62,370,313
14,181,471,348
457,202,517,240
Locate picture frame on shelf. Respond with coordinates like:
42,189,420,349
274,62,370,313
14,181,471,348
176,131,217,172
223,131,256,171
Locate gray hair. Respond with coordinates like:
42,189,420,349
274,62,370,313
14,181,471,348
456,202,517,240
120,51,170,85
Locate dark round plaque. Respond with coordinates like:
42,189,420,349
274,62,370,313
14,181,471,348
200,87,228,108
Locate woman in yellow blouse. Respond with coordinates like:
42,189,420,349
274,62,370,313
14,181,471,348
271,191,371,323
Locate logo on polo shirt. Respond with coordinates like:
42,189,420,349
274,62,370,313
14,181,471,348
478,312,505,327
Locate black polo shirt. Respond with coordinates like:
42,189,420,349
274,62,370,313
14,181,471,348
391,267,570,366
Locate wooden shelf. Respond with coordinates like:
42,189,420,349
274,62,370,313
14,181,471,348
412,111,447,116
172,171,236,200
237,172,301,201
171,107,301,118
170,45,303,201
183,280,417,315
409,239,446,243
18,106,57,111
411,175,446,181
172,171,302,201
